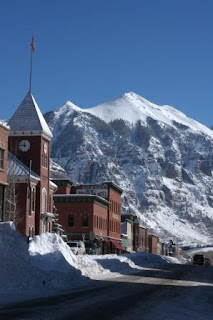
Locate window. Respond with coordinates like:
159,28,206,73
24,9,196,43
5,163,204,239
82,213,89,227
68,214,74,227
42,155,48,168
31,188,35,212
0,149,4,170
42,188,47,213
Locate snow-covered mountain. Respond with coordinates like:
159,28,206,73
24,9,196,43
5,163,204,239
45,92,213,246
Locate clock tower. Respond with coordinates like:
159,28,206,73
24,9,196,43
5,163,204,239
8,92,53,235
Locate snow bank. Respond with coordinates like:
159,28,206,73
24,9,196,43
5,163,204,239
0,223,186,306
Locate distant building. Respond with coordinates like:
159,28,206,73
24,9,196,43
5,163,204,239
138,226,149,252
121,214,149,252
121,218,133,252
148,234,159,254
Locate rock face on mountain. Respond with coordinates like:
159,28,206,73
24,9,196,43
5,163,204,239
45,92,213,246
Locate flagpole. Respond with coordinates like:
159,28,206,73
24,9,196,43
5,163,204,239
29,34,35,93
29,47,33,93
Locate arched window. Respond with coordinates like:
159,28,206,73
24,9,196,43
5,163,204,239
42,188,47,213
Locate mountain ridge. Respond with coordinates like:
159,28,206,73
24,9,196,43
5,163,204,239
46,92,213,246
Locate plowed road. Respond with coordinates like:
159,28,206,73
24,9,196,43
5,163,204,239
0,264,212,320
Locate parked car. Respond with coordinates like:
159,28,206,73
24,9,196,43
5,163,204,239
192,254,204,265
67,241,86,255
85,242,102,255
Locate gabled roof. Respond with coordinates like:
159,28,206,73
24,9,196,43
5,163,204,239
8,153,40,183
8,92,52,139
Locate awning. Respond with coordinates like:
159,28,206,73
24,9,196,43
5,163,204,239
110,240,124,250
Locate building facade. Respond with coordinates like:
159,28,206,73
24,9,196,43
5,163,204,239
7,92,54,236
148,234,159,254
54,194,109,241
53,181,123,253
0,122,9,222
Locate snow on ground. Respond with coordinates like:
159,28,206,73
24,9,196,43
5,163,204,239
0,222,186,307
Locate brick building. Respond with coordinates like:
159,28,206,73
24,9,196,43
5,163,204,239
148,234,159,254
53,180,123,253
0,122,9,221
121,214,149,252
138,226,149,252
72,182,123,252
121,218,133,252
54,194,108,239
6,92,55,236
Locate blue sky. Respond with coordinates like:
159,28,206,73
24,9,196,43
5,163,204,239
1,0,213,126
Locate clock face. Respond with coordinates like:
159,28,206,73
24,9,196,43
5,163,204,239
19,140,31,152
43,142,48,154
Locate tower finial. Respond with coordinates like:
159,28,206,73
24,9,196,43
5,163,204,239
29,33,35,93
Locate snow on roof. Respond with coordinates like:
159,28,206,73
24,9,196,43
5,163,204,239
54,193,109,205
0,121,10,130
50,159,69,179
75,181,123,193
8,92,53,139
8,153,40,182
49,180,58,190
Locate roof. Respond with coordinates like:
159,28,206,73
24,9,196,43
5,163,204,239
0,121,10,131
8,153,40,183
54,194,109,206
75,181,123,194
104,181,123,193
50,180,58,191
8,92,53,139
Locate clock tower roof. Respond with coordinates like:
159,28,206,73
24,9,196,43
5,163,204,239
8,92,53,140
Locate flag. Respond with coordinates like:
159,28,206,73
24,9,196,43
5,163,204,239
31,35,35,52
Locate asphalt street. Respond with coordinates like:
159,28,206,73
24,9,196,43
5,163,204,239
0,263,212,320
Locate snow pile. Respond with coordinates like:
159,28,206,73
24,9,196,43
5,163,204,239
0,223,87,293
0,222,32,289
0,223,186,306
29,232,115,280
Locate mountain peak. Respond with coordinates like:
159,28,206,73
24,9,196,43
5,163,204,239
54,101,81,119
120,92,157,108
46,91,213,246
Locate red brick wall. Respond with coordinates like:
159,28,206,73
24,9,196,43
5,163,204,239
92,202,108,238
138,227,149,252
14,183,37,237
56,185,71,194
55,199,108,239
108,188,121,240
0,124,9,185
73,183,122,240
149,235,159,254
9,135,52,234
